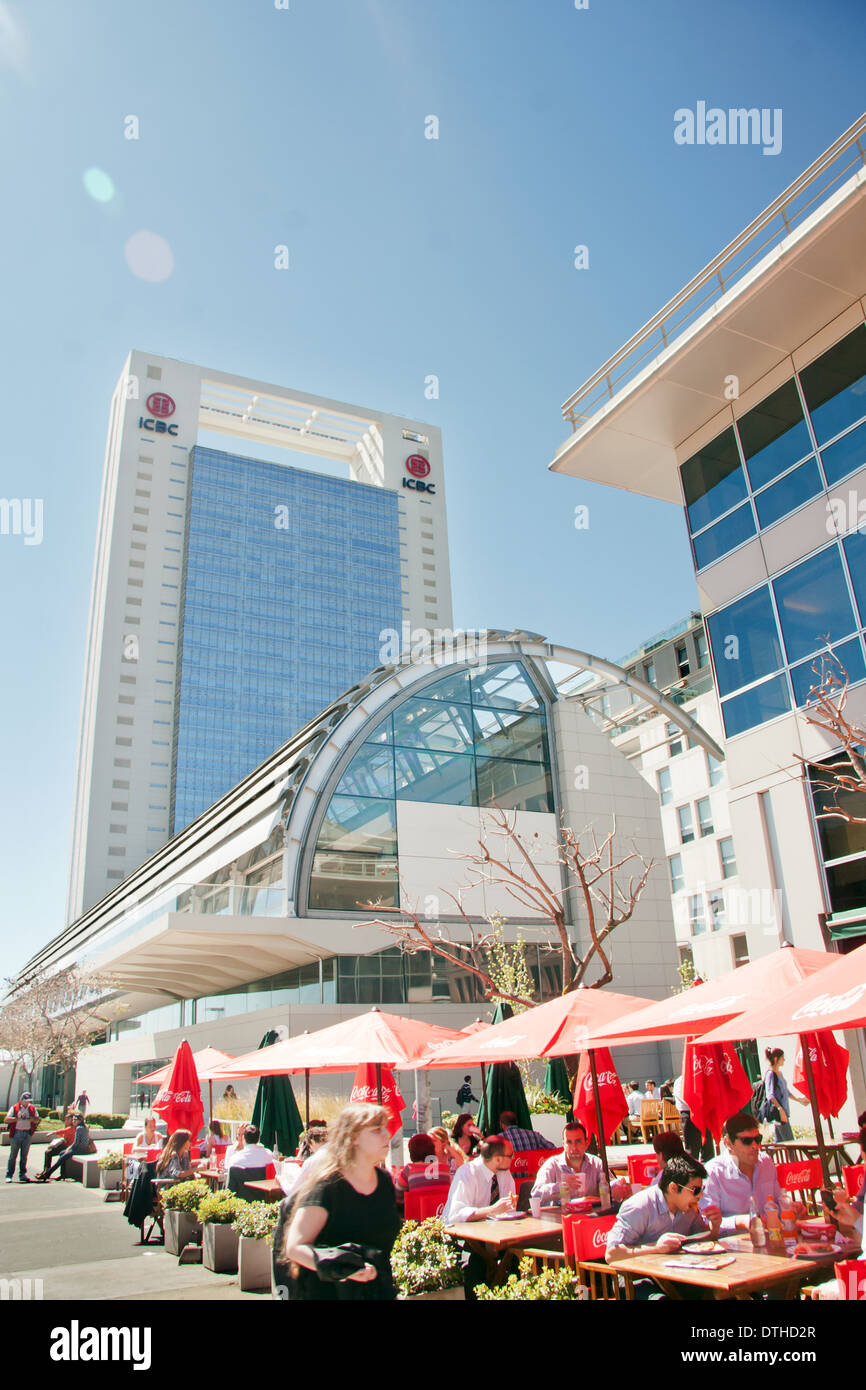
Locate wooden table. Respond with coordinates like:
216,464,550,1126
197,1167,225,1193
244,1178,284,1203
610,1236,858,1300
767,1140,855,1181
445,1216,563,1286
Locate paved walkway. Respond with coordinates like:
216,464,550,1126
0,1166,266,1302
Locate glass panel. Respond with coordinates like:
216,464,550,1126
658,768,672,805
695,632,709,667
820,420,866,488
843,530,866,624
392,697,474,753
669,853,684,893
419,670,473,703
678,805,695,844
773,546,855,664
708,754,724,786
365,718,392,745
810,758,866,863
317,795,397,855
720,673,790,737
732,934,750,967
689,895,706,935
667,722,683,757
394,747,476,805
645,661,655,684
697,797,714,836
470,662,542,711
472,707,548,762
753,459,822,530
475,757,554,813
790,638,866,709
738,380,812,490
681,428,747,534
239,858,283,916
309,851,399,911
708,892,726,931
707,588,784,698
800,325,866,445
692,502,756,570
719,837,737,878
824,856,866,915
335,743,395,799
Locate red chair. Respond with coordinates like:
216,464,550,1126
510,1148,562,1180
775,1158,823,1213
404,1185,451,1221
562,1211,616,1263
265,1163,276,1180
122,1142,133,1155
842,1165,864,1200
627,1152,661,1186
835,1260,866,1300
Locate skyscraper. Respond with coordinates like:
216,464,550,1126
67,352,452,922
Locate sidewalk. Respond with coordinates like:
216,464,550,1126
0,1159,266,1302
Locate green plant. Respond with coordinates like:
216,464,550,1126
672,957,697,994
97,1151,123,1171
232,1201,280,1242
475,1257,587,1300
79,1112,128,1129
391,1218,464,1298
524,1084,571,1116
197,1191,245,1225
161,1179,209,1213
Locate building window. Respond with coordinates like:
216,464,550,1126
697,797,714,837
668,853,684,894
678,805,695,844
799,323,866,447
658,767,673,806
681,426,748,537
773,547,856,666
809,753,866,916
675,643,690,677
707,754,724,787
644,660,655,685
708,891,726,931
731,933,750,967
678,944,694,973
738,379,812,493
695,631,709,668
689,895,706,936
666,721,683,757
719,836,737,879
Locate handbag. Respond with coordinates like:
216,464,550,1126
87,1138,98,1154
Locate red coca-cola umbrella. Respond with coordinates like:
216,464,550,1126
152,1040,204,1139
682,1037,753,1142
573,1047,627,1146
350,1062,405,1136
793,1032,849,1120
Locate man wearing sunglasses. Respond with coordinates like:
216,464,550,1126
703,1109,797,1234
606,1154,721,1262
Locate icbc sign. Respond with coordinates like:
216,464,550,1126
403,454,435,494
138,392,179,435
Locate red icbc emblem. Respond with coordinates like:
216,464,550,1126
405,454,430,478
146,392,176,418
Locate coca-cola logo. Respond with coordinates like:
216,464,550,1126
783,1168,812,1186
591,1227,607,1250
580,1071,618,1092
671,993,744,1020
791,984,866,1021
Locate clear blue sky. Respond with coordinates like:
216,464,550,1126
1,0,863,976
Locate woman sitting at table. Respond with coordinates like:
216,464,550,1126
155,1130,195,1183
451,1114,481,1161
198,1120,229,1164
394,1133,452,1207
430,1125,465,1172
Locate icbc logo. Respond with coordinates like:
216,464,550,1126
138,391,179,436
146,392,176,418
403,453,435,494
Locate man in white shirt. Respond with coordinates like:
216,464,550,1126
442,1135,517,1300
225,1124,275,1171
703,1110,798,1234
531,1121,605,1203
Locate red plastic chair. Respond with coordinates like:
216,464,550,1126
404,1185,451,1221
842,1165,864,1200
265,1163,276,1180
562,1211,616,1264
627,1152,661,1186
775,1158,823,1213
835,1260,866,1300
510,1148,562,1180
122,1142,133,1155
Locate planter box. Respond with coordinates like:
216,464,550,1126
238,1235,272,1291
203,1222,239,1274
530,1113,567,1146
99,1168,122,1191
165,1210,201,1257
401,1286,465,1301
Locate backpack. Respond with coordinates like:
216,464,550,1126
750,1077,773,1123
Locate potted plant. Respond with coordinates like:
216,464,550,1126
526,1086,571,1145
97,1152,124,1191
232,1201,280,1291
198,1192,245,1273
475,1256,587,1301
391,1218,465,1301
162,1180,209,1256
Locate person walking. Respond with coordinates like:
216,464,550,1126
763,1048,807,1143
75,1089,90,1115
455,1076,478,1112
280,1103,400,1300
5,1093,40,1183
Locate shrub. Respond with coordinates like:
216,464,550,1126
81,1113,128,1130
391,1219,464,1298
232,1201,280,1242
97,1152,123,1171
475,1257,587,1300
197,1192,245,1225
524,1084,571,1116
162,1180,209,1213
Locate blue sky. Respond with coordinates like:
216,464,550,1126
1,0,864,976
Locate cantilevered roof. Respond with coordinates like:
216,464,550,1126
550,114,866,502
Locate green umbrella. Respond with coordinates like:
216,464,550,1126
543,1056,574,1122
250,1031,304,1157
477,1003,533,1135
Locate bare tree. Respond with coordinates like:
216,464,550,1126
794,653,866,823
356,806,653,1006
0,967,116,1107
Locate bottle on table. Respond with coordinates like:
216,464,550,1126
598,1174,611,1211
763,1197,784,1252
779,1191,798,1244
749,1197,767,1250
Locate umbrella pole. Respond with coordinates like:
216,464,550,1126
799,1032,830,1187
588,1049,611,1190
376,1062,382,1104
305,1070,310,1129
209,1080,213,1126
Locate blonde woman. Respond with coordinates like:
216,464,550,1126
279,1103,400,1301
430,1125,466,1173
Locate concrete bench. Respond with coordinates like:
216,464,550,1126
66,1155,101,1188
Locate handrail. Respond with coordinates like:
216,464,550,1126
561,113,866,430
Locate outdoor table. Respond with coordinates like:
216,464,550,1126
445,1215,563,1286
197,1167,225,1193
243,1178,284,1203
767,1140,855,1181
609,1236,859,1300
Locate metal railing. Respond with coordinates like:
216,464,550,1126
561,113,866,431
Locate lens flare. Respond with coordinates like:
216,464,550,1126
83,167,115,203
124,230,175,283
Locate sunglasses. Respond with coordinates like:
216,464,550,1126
736,1134,762,1146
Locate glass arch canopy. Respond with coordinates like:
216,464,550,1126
308,661,554,911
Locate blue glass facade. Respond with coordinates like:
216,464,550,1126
171,447,402,830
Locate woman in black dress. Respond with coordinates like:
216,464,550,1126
280,1103,400,1300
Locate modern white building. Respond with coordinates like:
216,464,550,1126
67,352,452,922
550,115,866,1115
23,634,725,1114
